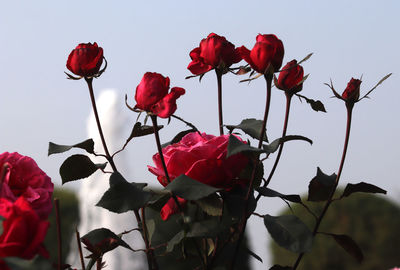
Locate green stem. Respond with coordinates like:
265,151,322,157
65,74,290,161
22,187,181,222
292,104,353,270
216,69,224,136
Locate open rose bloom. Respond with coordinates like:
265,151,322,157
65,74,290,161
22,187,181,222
148,132,249,220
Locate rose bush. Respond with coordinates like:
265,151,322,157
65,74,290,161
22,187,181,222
134,72,185,118
239,34,284,74
187,33,242,75
342,78,361,103
66,42,104,77
0,197,49,261
275,59,304,94
0,152,53,219
148,132,249,220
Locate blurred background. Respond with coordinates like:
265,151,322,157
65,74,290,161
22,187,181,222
0,1,399,269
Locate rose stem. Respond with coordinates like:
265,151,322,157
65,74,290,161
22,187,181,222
141,207,159,270
292,103,354,270
75,228,86,270
85,77,118,172
256,91,293,202
216,69,224,136
85,78,157,269
96,257,103,270
228,73,273,269
54,198,62,270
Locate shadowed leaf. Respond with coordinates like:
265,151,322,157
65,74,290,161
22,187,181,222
48,139,95,156
59,154,106,184
308,167,336,202
166,231,185,252
226,134,264,158
165,175,220,200
161,129,196,148
257,187,301,203
226,118,268,142
341,182,386,198
81,228,132,256
96,172,152,213
325,233,364,263
195,194,223,216
296,94,326,113
264,215,313,253
263,135,312,154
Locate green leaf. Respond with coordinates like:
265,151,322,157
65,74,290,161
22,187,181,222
226,134,264,158
161,129,196,148
240,161,264,188
264,214,313,253
187,219,222,238
48,139,95,156
147,219,156,244
96,173,152,213
326,233,363,263
165,175,220,200
166,230,185,252
341,182,386,198
0,216,4,235
263,135,313,154
296,94,327,113
81,227,132,254
257,187,301,203
226,118,268,142
194,194,223,216
126,122,163,143
59,154,106,184
307,167,336,202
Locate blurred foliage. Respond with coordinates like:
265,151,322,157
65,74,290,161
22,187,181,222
270,192,400,270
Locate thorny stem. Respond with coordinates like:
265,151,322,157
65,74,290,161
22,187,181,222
229,73,273,269
141,208,159,270
96,258,103,270
75,228,86,270
256,92,293,203
216,69,224,136
85,78,118,172
292,104,354,270
54,199,62,270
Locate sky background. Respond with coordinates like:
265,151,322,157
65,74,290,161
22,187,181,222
0,1,399,269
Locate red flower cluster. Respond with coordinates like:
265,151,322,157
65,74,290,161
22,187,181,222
135,72,185,118
148,132,248,220
239,34,284,74
66,42,104,77
187,33,241,75
0,152,53,266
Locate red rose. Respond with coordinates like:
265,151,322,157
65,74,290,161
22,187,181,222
187,33,242,75
0,197,49,260
342,78,361,102
275,60,304,94
238,34,284,74
148,132,248,220
134,72,185,118
0,152,53,219
66,42,104,77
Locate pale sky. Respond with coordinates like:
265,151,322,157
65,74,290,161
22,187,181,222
0,1,399,268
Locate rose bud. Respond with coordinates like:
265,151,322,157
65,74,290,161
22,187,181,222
187,33,242,75
148,132,248,220
0,152,54,219
342,78,362,103
134,72,185,118
66,42,104,77
275,60,304,94
238,34,284,74
0,197,50,260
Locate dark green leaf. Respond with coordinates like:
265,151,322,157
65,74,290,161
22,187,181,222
166,230,185,252
264,214,313,253
165,175,220,200
226,118,268,142
96,173,152,213
161,129,196,148
48,139,95,156
341,182,386,198
245,247,263,263
240,161,264,188
257,187,301,203
296,94,326,113
187,219,222,238
263,135,313,154
326,233,363,263
195,194,223,216
127,122,163,144
147,219,156,244
226,134,264,158
59,154,106,184
307,167,336,202
269,265,292,270
359,73,392,101
0,216,4,235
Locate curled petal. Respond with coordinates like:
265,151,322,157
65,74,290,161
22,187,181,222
151,87,185,118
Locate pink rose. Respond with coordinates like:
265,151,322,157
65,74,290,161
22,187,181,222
0,197,49,261
0,152,53,219
187,33,242,75
148,132,248,220
134,72,185,118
